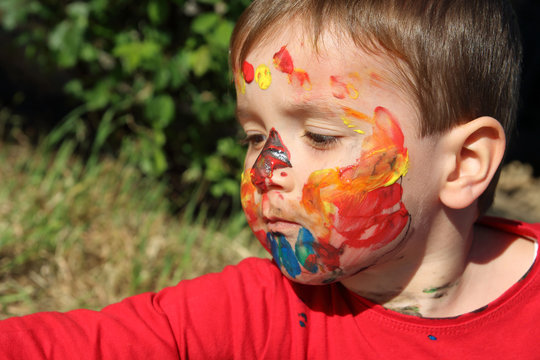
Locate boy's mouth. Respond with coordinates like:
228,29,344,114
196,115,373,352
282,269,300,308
265,217,301,236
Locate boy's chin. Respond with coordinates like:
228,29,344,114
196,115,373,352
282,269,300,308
275,264,349,285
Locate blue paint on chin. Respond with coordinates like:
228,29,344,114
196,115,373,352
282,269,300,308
295,227,318,273
267,232,301,278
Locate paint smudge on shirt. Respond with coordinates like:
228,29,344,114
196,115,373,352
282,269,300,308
298,313,308,328
255,64,272,90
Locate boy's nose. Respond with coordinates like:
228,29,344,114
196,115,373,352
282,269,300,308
250,128,292,192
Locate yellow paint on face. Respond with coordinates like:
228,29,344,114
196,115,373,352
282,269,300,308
341,114,365,134
255,64,272,90
236,71,246,94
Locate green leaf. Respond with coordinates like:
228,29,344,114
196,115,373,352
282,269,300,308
48,20,84,67
210,20,233,49
66,2,90,21
191,13,219,35
190,45,211,77
147,0,169,25
140,136,168,176
144,95,176,129
84,79,113,110
64,79,84,98
113,40,162,73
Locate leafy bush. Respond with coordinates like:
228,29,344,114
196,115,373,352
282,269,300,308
0,0,250,206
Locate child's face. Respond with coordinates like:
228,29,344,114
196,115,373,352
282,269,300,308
236,32,433,284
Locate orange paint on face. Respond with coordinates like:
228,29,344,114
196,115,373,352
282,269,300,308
289,69,312,90
271,45,312,91
240,106,410,281
300,107,409,249
240,173,269,251
330,75,360,100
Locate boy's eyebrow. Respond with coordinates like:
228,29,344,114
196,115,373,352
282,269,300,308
283,99,339,118
235,99,340,121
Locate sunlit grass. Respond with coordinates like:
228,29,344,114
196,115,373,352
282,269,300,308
0,141,265,319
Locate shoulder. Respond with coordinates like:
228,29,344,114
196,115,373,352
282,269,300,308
466,216,539,307
154,257,282,303
477,216,540,239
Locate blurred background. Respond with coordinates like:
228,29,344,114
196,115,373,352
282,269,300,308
0,0,538,317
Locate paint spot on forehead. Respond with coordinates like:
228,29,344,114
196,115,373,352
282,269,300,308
255,64,272,90
242,61,254,83
330,75,359,100
290,69,312,90
271,45,312,91
273,46,294,74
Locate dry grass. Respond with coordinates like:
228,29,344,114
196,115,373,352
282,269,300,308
490,161,540,223
0,141,265,318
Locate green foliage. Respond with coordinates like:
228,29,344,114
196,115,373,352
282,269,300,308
0,0,251,205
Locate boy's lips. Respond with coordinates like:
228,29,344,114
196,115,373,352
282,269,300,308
264,216,302,235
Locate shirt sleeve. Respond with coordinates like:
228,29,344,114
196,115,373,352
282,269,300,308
0,257,280,360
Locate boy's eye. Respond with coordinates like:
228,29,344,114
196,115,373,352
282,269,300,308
240,133,266,147
303,131,340,150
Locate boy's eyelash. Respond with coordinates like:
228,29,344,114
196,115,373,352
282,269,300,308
240,134,266,146
303,131,340,149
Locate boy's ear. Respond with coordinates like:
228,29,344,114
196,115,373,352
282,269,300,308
439,116,505,210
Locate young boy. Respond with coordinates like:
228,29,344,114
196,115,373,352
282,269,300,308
1,0,539,358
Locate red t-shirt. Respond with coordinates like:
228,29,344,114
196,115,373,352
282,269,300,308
1,217,539,359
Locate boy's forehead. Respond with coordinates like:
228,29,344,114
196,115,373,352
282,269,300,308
237,28,421,135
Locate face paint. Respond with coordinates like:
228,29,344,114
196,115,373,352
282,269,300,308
300,106,409,253
250,128,292,191
241,106,410,283
330,75,359,100
289,69,312,90
273,46,294,74
235,70,246,94
242,61,255,83
272,45,312,91
255,64,272,90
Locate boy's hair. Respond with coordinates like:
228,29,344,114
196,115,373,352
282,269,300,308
230,0,522,213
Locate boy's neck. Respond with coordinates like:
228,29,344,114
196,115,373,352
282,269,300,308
340,212,536,318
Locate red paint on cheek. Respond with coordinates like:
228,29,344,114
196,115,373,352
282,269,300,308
331,183,409,249
242,61,254,83
300,107,410,251
273,46,294,74
280,172,287,177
